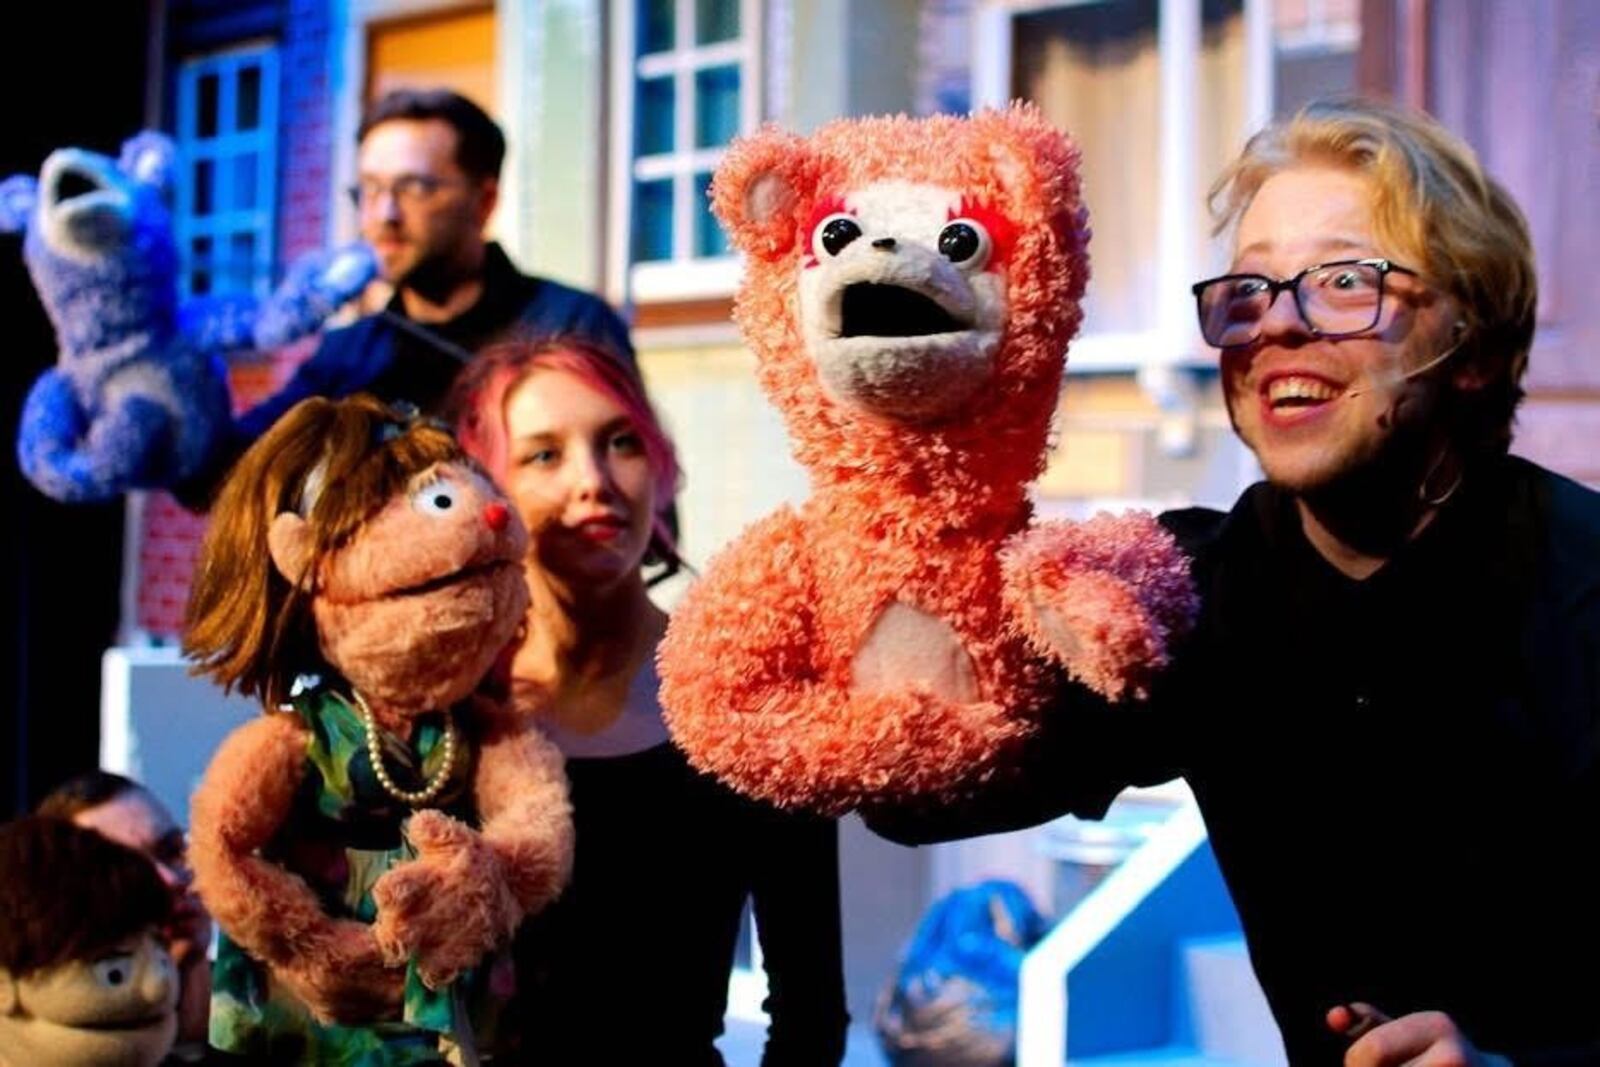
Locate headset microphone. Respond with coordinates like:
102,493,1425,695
1339,321,1466,400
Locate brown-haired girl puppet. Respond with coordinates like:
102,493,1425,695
183,394,573,1063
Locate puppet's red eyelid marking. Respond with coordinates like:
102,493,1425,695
802,194,850,268
804,194,849,238
947,200,1016,268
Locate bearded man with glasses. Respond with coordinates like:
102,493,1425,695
872,98,1600,1067
182,88,635,502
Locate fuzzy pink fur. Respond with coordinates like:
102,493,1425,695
471,700,575,912
1002,512,1199,701
657,106,1197,813
189,713,406,1022
190,465,574,1022
709,107,1089,505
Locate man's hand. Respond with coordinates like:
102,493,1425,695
1328,1003,1514,1067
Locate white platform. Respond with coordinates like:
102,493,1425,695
99,644,260,828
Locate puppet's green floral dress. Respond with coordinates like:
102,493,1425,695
209,683,507,1065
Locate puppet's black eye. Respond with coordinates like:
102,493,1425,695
813,214,862,258
411,479,461,516
93,956,134,987
938,219,992,269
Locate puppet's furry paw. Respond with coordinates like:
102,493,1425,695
1003,512,1197,701
371,810,519,989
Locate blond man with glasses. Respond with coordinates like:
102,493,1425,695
873,98,1597,1067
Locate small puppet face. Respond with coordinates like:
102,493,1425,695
9,135,178,354
34,149,143,262
707,108,1088,466
271,460,531,715
0,929,178,1067
796,181,1010,423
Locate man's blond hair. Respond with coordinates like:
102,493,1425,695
1210,97,1537,453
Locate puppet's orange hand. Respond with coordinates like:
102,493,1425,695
371,809,519,989
1002,512,1197,702
275,920,404,1024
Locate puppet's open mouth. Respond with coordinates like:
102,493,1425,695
387,559,517,600
75,1013,173,1032
56,168,103,203
838,283,970,338
39,152,131,254
44,156,118,214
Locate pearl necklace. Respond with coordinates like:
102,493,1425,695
352,691,457,807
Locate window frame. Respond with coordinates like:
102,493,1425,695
970,0,1274,373
174,41,281,298
607,0,764,306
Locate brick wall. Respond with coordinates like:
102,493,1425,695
277,0,336,264
133,339,317,638
135,0,337,638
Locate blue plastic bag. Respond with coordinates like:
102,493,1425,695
875,880,1050,1067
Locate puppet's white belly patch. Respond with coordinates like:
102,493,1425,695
851,600,980,704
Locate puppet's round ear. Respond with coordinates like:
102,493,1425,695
118,132,177,194
0,175,37,234
966,103,1094,265
974,102,1088,255
267,511,314,586
709,125,817,262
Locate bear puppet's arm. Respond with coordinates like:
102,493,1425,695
1001,511,1198,703
189,712,404,1023
178,242,375,355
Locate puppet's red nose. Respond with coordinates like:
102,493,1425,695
484,502,510,532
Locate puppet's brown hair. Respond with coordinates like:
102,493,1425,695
183,395,462,708
0,817,171,977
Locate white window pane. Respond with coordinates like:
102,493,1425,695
696,0,740,45
1014,0,1250,331
1014,0,1162,336
694,65,740,149
177,46,277,297
192,158,215,217
190,235,213,295
232,153,258,211
237,65,262,131
621,0,750,276
229,232,256,293
638,0,675,55
694,170,729,257
636,75,676,156
1198,0,1248,275
1274,49,1356,117
1273,0,1361,120
632,178,674,262
197,72,220,140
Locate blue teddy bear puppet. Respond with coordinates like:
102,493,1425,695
0,131,374,503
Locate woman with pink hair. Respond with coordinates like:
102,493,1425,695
452,338,849,1064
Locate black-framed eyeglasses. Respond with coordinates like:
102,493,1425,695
346,173,461,209
1190,258,1420,349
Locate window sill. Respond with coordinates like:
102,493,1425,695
1067,329,1215,374
630,256,740,303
